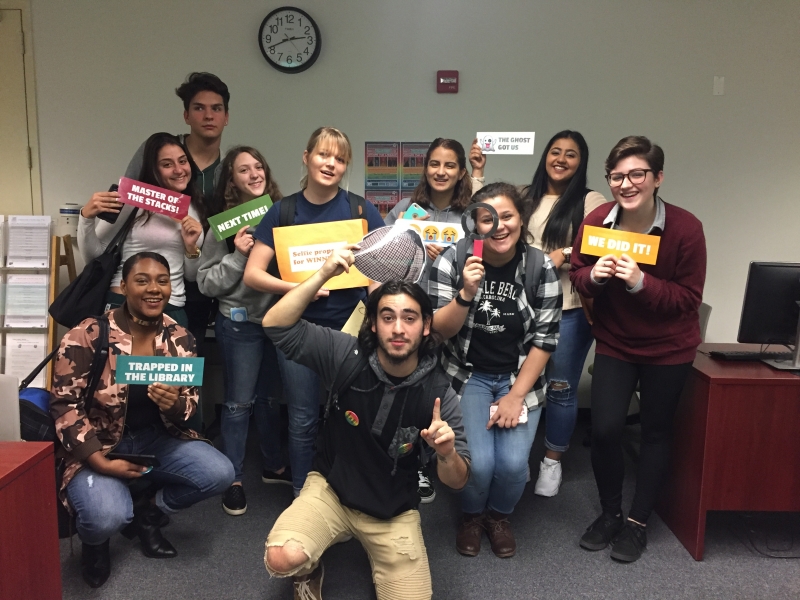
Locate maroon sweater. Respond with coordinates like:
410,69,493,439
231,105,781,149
570,201,706,365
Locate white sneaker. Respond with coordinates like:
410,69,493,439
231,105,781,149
533,459,562,497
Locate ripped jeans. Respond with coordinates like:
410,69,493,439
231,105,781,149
216,314,284,482
543,308,594,453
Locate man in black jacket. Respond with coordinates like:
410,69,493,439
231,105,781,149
262,246,470,600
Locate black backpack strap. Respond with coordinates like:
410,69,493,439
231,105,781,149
107,207,140,252
324,346,370,420
279,193,298,227
19,349,59,391
524,246,545,308
347,192,367,219
83,316,110,411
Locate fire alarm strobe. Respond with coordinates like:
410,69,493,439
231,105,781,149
437,70,458,93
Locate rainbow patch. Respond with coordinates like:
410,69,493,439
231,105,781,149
397,443,413,455
344,411,359,426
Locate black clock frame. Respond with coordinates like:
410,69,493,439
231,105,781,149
258,6,321,74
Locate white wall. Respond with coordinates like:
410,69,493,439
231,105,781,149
30,0,800,341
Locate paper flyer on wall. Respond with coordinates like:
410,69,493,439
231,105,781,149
6,215,51,268
5,333,48,388
400,143,429,189
4,274,49,328
364,142,400,189
365,190,400,217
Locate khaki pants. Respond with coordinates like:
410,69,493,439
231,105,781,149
265,471,432,600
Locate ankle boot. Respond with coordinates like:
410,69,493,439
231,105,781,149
81,540,111,588
122,503,177,558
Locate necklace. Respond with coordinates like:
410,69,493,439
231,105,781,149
126,306,159,328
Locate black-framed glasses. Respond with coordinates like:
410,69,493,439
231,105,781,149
605,169,653,187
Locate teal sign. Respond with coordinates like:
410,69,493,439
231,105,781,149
116,356,204,386
207,195,273,241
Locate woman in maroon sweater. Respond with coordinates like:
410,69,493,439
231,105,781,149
570,136,706,563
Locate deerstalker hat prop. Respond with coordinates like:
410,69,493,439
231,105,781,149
353,224,425,283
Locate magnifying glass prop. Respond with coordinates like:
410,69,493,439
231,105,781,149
461,202,499,259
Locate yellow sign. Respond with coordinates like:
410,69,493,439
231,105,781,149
273,219,370,290
580,225,660,265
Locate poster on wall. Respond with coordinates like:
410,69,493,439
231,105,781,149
364,142,400,189
365,190,400,218
400,143,430,190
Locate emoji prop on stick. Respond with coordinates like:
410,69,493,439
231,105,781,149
461,202,499,259
353,225,426,283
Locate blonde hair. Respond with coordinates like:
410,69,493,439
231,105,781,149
300,127,353,189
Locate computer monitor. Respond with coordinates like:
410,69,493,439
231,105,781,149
737,261,800,369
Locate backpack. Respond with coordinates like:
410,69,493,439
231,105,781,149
454,239,545,308
323,346,370,420
18,315,110,539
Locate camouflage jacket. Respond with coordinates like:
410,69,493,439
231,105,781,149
50,308,201,509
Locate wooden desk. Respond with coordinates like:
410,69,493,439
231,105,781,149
656,344,800,560
0,442,62,599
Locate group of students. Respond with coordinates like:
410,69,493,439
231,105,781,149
50,71,706,598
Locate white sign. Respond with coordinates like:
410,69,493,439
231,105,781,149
287,241,346,273
476,132,535,155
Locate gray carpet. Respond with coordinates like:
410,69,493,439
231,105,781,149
60,420,800,599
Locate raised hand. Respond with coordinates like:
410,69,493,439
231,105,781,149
82,191,122,218
233,225,255,256
592,253,618,281
460,256,485,302
421,398,456,458
615,253,642,288
469,138,486,177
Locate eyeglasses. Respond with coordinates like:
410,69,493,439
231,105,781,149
605,169,653,187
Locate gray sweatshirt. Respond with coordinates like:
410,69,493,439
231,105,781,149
196,233,274,324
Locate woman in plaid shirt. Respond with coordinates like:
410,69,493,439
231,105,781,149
428,182,562,559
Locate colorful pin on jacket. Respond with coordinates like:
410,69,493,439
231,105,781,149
345,410,359,426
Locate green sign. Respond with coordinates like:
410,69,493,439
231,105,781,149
116,356,205,386
207,195,273,241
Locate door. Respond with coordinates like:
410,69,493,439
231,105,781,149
0,9,33,215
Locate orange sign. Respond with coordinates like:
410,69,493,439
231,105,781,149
273,219,369,290
580,225,660,265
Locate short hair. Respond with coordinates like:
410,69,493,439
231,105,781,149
470,182,532,244
301,127,353,189
121,251,170,281
357,281,441,358
410,138,472,212
175,72,230,112
210,146,283,216
605,135,664,174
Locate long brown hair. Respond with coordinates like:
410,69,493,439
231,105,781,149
210,146,282,216
410,138,472,212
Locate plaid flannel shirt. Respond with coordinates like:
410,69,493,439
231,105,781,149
428,242,562,408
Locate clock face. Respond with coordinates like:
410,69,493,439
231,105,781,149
258,7,320,74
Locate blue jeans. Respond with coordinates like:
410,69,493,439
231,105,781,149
543,308,594,452
65,424,234,545
459,371,542,515
277,349,322,495
216,315,284,482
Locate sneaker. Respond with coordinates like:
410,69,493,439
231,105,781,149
533,458,562,497
610,521,647,562
222,484,247,516
293,562,324,600
579,512,624,551
262,467,293,485
418,467,436,504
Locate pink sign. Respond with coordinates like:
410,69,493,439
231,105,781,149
117,177,191,219
472,239,484,259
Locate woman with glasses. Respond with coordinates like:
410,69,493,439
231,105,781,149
570,136,706,563
521,131,608,497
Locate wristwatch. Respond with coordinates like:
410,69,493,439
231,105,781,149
184,247,201,259
561,247,572,264
454,290,472,307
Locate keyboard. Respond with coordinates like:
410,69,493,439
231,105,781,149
708,350,793,362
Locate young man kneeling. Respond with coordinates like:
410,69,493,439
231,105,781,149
262,246,470,600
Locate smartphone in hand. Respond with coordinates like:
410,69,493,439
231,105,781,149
96,184,122,224
489,404,528,423
401,203,429,220
106,453,161,468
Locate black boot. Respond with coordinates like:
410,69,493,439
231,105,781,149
81,540,111,588
122,503,177,558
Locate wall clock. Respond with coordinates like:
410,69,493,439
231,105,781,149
258,7,320,74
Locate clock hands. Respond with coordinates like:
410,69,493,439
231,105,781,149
267,35,308,52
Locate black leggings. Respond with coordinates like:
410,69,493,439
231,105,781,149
590,354,692,524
